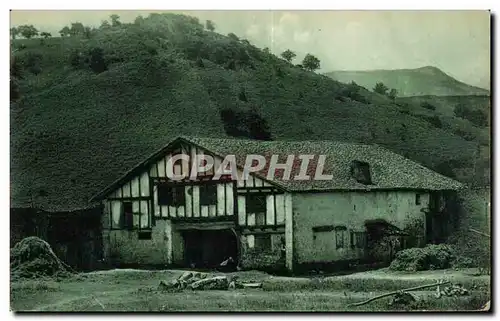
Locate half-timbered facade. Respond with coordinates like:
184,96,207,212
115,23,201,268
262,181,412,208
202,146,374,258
92,136,463,272
93,137,293,271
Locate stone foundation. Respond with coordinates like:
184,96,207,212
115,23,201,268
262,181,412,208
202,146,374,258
239,233,285,271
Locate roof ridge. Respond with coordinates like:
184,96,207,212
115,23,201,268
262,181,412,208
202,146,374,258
183,135,376,147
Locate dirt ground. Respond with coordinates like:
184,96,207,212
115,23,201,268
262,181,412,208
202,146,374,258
10,268,491,312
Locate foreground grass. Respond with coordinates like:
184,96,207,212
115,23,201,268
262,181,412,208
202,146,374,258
10,268,490,312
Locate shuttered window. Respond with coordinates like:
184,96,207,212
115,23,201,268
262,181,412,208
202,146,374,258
122,202,134,230
158,185,185,206
200,184,217,206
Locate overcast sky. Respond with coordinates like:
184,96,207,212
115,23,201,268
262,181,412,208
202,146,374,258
10,10,491,89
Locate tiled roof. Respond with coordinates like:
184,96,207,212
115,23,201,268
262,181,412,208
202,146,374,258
184,136,463,191
92,136,463,202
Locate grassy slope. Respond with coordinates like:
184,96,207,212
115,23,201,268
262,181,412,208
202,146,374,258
324,66,490,97
10,14,487,210
10,269,490,311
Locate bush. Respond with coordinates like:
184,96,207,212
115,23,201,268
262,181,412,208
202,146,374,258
389,244,456,272
339,82,370,104
454,104,488,127
69,49,88,69
88,47,108,73
421,102,437,110
419,114,443,128
18,51,43,75
454,128,476,141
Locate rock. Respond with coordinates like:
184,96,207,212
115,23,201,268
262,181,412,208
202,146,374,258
190,276,229,290
390,291,417,306
158,280,181,291
178,271,194,282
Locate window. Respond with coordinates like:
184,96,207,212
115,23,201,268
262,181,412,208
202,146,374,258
122,202,134,230
335,226,347,249
200,184,217,206
158,185,185,206
254,234,272,251
246,194,266,213
246,194,267,225
138,230,152,240
350,160,372,185
350,231,367,249
415,193,421,205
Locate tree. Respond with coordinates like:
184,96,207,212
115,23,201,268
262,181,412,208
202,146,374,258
280,49,296,63
83,26,92,39
205,20,215,31
10,57,22,102
17,25,38,39
70,22,85,36
302,53,320,71
10,27,19,40
110,14,121,27
100,20,110,29
39,31,51,45
387,88,398,100
59,26,70,37
373,82,389,95
227,33,239,41
134,15,144,25
263,47,270,54
88,47,108,73
246,107,273,141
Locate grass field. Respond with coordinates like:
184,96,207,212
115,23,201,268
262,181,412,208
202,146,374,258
10,268,490,312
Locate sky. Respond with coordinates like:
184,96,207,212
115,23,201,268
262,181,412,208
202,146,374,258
10,10,491,89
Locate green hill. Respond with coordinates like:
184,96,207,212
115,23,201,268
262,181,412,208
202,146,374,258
10,13,489,211
324,66,490,97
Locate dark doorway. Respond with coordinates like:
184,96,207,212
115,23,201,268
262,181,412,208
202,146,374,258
182,229,238,269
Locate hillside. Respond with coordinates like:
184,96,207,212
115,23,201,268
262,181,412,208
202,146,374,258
324,66,490,97
10,13,489,211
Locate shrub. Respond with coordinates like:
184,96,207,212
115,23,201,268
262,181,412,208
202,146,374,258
339,82,369,104
373,82,389,95
10,79,20,102
389,244,455,272
238,88,248,102
419,114,443,128
389,243,480,272
69,49,87,69
454,104,488,127
421,102,437,110
227,33,239,42
19,51,43,75
88,47,108,73
454,128,476,141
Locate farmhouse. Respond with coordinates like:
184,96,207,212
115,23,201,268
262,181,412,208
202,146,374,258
91,136,463,272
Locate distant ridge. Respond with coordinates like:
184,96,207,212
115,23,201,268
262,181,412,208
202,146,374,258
324,66,490,97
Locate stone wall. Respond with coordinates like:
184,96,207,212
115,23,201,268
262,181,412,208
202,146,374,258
239,233,286,271
292,190,430,265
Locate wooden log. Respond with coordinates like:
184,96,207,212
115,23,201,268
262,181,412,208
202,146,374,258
178,271,194,282
469,228,490,238
190,276,229,290
241,283,262,289
348,281,450,307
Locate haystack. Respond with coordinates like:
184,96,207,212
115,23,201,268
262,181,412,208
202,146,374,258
10,236,72,279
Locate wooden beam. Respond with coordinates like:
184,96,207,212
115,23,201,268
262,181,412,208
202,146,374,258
170,216,234,223
106,197,151,201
